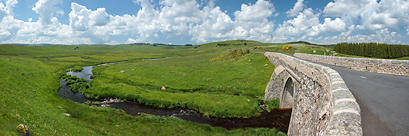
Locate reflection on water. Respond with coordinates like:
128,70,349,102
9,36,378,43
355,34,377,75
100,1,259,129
142,57,171,61
66,66,93,82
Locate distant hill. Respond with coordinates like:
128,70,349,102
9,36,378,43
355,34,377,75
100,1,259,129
0,43,53,46
286,41,318,45
286,41,335,48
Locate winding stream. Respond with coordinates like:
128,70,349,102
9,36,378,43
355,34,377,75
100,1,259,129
57,59,291,132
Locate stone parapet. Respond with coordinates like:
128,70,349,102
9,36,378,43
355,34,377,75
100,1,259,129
295,53,409,76
264,52,362,136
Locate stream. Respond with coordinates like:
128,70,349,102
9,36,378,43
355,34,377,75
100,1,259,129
57,59,292,132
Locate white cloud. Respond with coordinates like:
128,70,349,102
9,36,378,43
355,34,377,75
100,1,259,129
32,0,63,26
69,3,92,31
90,8,109,26
1,0,409,44
319,28,402,44
189,0,275,43
189,6,235,43
5,0,17,14
0,0,17,22
233,0,275,22
340,25,355,36
132,0,138,5
323,1,349,17
307,18,346,36
286,0,304,17
0,3,7,21
0,27,11,41
323,0,409,34
406,26,409,35
273,8,320,41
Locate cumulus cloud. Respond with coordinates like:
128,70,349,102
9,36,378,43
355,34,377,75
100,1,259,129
5,0,17,14
307,18,346,36
323,0,409,34
189,6,236,43
67,2,112,43
273,8,320,41
0,0,17,21
318,28,401,44
188,0,276,43
123,0,276,43
0,27,11,41
0,3,7,21
286,0,304,17
32,0,63,26
233,0,275,21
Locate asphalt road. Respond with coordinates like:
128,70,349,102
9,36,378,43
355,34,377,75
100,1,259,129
315,62,409,136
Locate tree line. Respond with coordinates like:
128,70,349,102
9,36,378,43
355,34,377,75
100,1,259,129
334,42,409,59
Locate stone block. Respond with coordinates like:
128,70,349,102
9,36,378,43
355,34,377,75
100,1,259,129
391,60,401,64
334,100,360,114
330,77,343,82
312,63,322,71
325,112,362,135
331,81,348,91
326,70,338,76
294,58,300,64
322,66,331,73
370,59,378,63
329,72,341,79
402,60,409,65
332,89,355,104
307,62,314,68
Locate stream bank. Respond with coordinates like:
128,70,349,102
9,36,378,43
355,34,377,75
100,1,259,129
57,60,291,132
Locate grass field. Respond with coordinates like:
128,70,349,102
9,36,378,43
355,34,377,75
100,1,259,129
86,49,274,118
0,40,291,135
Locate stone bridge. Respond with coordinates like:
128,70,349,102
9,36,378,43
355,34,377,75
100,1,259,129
264,52,362,135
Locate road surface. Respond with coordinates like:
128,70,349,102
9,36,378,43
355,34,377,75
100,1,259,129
314,62,409,136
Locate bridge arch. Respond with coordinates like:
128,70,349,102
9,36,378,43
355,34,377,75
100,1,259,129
280,77,294,108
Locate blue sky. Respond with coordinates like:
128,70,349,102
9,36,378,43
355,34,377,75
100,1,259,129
1,0,409,45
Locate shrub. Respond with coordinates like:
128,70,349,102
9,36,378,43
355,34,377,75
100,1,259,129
210,49,250,61
282,45,291,50
65,79,76,85
67,76,78,80
61,74,72,80
77,78,86,82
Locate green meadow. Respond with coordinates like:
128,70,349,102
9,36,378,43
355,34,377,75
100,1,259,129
0,40,334,135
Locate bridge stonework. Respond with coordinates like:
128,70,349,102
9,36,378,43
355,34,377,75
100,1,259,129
264,52,362,136
295,53,409,76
